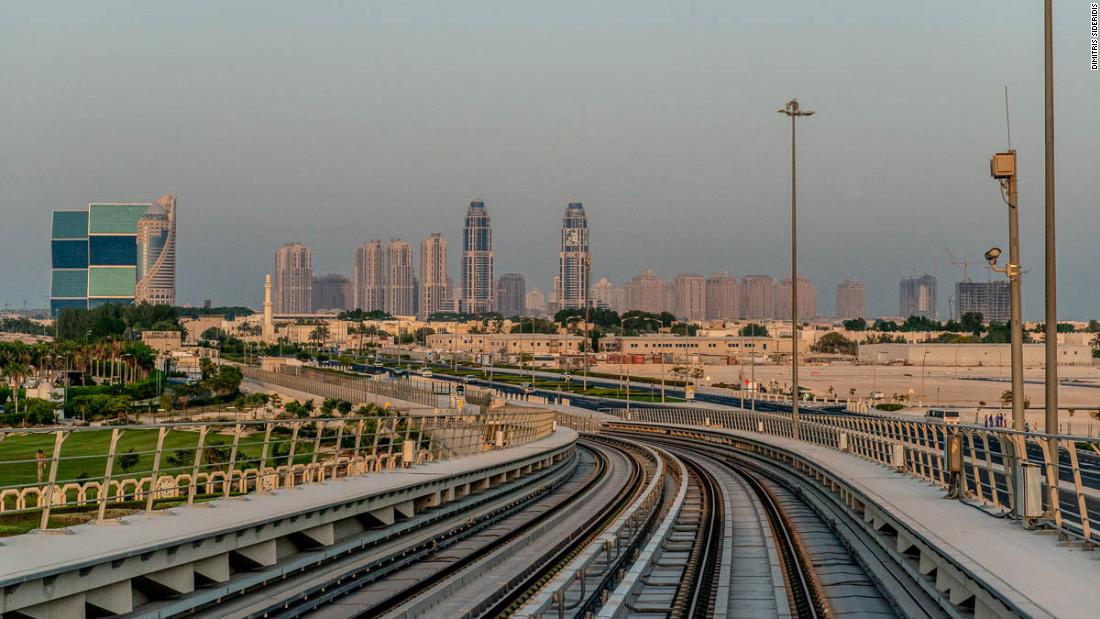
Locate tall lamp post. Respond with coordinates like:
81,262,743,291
989,150,1025,431
779,99,814,441
616,316,662,414
1042,0,1058,444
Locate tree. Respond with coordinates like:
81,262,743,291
285,399,314,418
337,400,352,415
309,325,331,348
811,332,857,355
117,449,140,473
670,323,699,336
842,318,867,331
740,323,768,337
872,319,900,332
960,312,985,335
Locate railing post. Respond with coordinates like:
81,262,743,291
256,422,274,494
224,424,242,498
311,420,326,472
145,426,169,513
353,418,365,469
1066,442,1092,543
97,428,123,523
39,431,68,531
187,426,208,505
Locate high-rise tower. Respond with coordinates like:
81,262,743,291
135,194,177,306
495,273,526,316
460,200,494,313
354,240,386,312
274,242,313,314
386,239,415,316
899,274,937,319
835,278,866,320
740,275,776,320
558,202,590,310
419,233,448,319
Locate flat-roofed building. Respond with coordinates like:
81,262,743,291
603,333,804,361
426,332,583,356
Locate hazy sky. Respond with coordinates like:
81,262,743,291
2,1,1097,319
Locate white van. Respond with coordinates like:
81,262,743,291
924,409,961,425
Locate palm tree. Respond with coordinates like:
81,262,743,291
309,324,331,350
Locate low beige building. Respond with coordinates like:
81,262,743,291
426,333,583,356
858,343,1094,367
141,330,183,353
603,334,807,363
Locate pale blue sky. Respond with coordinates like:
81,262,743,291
1,1,1097,318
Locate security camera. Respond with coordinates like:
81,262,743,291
984,247,1002,264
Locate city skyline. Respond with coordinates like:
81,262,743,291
5,3,1098,319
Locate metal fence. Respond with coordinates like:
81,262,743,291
610,407,1100,545
0,408,555,531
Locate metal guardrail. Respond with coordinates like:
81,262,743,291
610,407,1100,545
0,409,556,531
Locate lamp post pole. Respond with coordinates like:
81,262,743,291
1042,0,1058,443
779,99,814,441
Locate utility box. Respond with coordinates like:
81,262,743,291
757,421,765,433
945,433,964,474
495,430,505,448
838,433,849,452
891,444,906,471
402,439,416,466
990,151,1017,178
1015,461,1043,520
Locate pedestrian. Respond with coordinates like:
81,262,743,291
36,449,47,483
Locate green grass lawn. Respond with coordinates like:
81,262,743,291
0,427,325,488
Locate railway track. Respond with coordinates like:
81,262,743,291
173,424,908,619
191,439,655,619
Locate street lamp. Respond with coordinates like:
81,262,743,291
1042,0,1058,444
778,98,814,440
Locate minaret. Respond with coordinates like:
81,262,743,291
262,273,275,343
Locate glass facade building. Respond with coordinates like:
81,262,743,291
558,202,590,310
50,202,154,316
461,200,494,313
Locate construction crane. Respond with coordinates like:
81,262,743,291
943,247,971,282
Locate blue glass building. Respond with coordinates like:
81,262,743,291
50,203,151,316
